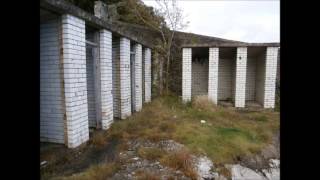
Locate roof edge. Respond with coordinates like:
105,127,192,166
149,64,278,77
40,0,154,48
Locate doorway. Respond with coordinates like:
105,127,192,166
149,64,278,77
130,44,136,112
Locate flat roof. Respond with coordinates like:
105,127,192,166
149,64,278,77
40,0,154,48
181,42,280,48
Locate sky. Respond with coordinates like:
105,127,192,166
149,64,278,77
142,0,280,43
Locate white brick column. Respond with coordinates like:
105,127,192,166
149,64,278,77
120,37,131,119
264,47,279,108
144,48,152,103
235,47,247,107
208,48,219,104
62,14,89,148
134,44,143,111
99,29,113,129
182,48,192,102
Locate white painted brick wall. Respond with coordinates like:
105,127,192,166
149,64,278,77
134,44,143,111
264,47,278,108
245,58,257,101
142,49,145,103
192,60,208,96
182,48,192,102
235,47,247,107
40,18,65,144
86,45,97,127
99,29,113,129
120,37,132,119
112,37,121,118
62,14,89,148
218,58,235,101
208,48,219,104
144,48,152,103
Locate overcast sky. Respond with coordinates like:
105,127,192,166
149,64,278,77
142,0,280,43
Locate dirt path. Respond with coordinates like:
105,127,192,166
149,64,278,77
41,138,119,179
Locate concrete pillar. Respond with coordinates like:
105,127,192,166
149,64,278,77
134,44,143,111
235,47,247,107
144,48,152,102
119,37,131,119
264,47,279,108
62,14,89,148
99,29,113,129
208,48,219,104
182,48,192,102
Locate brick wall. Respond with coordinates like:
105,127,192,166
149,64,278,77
245,58,257,101
218,58,235,101
208,48,219,104
62,14,89,148
119,37,132,119
99,29,113,129
130,45,136,112
86,44,97,127
142,49,145,103
134,44,143,111
144,48,152,103
191,59,208,96
112,36,121,118
263,47,278,108
182,48,192,102
235,47,247,107
40,18,65,144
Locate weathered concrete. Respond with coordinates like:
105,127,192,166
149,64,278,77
40,0,154,48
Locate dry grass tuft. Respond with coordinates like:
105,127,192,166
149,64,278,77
215,165,232,179
192,95,218,112
90,130,108,147
135,171,160,180
160,149,198,179
137,147,167,161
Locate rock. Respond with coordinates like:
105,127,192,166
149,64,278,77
40,161,47,167
269,159,280,168
263,168,279,180
132,157,139,161
263,159,280,180
195,156,214,179
229,164,268,180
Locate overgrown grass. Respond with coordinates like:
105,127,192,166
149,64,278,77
43,95,279,179
53,162,120,180
107,95,279,165
160,149,198,179
135,170,161,180
137,147,198,179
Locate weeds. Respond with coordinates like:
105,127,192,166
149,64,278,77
137,147,167,161
54,162,120,180
160,149,198,179
42,95,279,179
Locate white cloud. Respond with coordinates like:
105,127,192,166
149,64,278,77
142,0,280,42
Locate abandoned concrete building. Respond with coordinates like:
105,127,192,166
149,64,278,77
40,0,279,148
182,45,279,108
